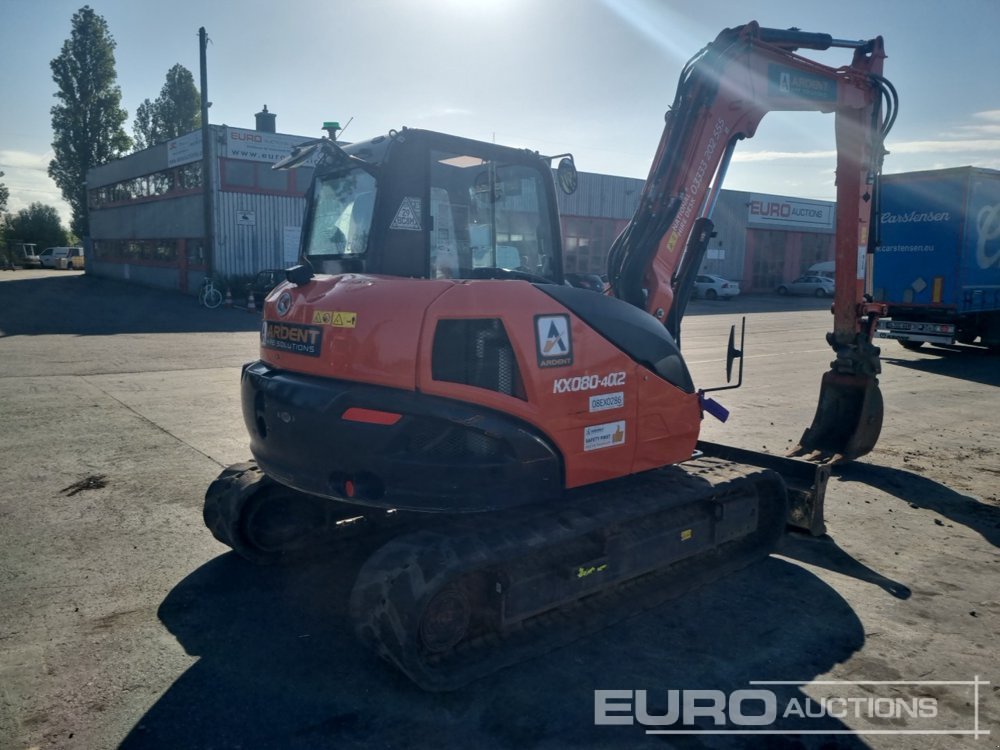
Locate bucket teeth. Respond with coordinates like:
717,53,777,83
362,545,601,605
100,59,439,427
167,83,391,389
795,369,884,462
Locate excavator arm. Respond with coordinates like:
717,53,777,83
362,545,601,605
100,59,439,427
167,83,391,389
609,21,897,461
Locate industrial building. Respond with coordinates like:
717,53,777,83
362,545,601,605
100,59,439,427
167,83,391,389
86,109,835,295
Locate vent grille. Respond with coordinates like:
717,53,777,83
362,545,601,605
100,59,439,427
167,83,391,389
432,319,525,399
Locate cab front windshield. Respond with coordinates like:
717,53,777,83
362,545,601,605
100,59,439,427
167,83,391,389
305,168,376,260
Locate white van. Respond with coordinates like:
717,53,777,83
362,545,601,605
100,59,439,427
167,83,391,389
39,247,83,269
807,261,835,278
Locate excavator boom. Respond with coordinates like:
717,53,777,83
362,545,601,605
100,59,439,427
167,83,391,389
609,22,896,460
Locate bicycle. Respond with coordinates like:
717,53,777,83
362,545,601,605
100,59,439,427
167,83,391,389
198,277,224,309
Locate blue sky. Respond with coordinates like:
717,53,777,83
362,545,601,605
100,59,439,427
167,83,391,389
2,0,998,226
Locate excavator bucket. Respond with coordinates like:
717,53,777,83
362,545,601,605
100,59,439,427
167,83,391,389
791,370,884,463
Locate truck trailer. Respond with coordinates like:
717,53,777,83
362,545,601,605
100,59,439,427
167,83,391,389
873,166,1000,350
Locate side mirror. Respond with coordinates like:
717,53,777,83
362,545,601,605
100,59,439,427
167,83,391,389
726,319,744,383
557,157,578,195
701,317,746,394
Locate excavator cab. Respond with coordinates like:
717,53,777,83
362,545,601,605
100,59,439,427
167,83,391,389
293,129,566,284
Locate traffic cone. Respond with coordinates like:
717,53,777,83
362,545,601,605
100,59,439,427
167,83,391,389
247,292,256,313
225,288,233,307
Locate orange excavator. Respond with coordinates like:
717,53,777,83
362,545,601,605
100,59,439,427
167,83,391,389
204,22,896,689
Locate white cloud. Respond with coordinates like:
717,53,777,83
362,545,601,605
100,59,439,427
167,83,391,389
732,150,836,162
731,137,1000,165
0,150,53,171
889,138,1000,154
0,149,72,226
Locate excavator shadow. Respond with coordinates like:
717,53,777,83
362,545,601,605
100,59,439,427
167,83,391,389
120,548,873,749
834,462,1000,549
777,533,911,599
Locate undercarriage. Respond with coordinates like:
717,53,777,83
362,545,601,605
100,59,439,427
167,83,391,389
205,454,804,690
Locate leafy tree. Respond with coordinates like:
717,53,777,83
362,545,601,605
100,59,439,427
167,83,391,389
49,6,131,238
7,203,68,250
0,172,9,259
0,170,8,214
133,64,201,151
132,99,155,151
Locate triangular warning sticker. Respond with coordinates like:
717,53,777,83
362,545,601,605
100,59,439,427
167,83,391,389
390,197,422,231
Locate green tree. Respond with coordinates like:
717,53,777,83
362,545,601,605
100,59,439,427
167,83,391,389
0,170,9,214
132,99,155,151
49,6,131,238
0,172,9,260
7,203,68,250
132,64,201,151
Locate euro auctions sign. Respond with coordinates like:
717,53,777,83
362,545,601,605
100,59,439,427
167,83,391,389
747,194,834,231
223,127,322,166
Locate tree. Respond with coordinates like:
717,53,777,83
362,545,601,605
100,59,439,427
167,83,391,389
7,203,68,250
49,6,131,238
0,170,9,215
132,64,201,151
132,99,155,151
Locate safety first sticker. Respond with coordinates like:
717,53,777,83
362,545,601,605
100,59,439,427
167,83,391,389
584,421,626,451
312,310,358,328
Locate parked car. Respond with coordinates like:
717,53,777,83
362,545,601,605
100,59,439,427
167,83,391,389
248,269,286,308
57,247,85,270
693,274,740,300
776,275,835,297
39,247,83,269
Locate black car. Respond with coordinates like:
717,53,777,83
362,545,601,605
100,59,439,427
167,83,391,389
248,269,286,308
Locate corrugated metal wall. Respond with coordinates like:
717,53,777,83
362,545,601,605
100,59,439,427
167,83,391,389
213,191,307,276
556,171,644,219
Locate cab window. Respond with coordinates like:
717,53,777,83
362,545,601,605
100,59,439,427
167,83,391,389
428,151,555,280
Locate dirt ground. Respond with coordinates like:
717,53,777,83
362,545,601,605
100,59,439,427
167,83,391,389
0,270,997,749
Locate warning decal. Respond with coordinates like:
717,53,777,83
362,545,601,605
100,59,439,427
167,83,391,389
312,310,358,328
390,197,422,231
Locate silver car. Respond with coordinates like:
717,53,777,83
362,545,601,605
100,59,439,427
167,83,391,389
693,274,740,300
777,275,835,297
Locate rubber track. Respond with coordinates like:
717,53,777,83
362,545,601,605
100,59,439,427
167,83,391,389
204,462,399,564
203,462,271,560
349,457,788,691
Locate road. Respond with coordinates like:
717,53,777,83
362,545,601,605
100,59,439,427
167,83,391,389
0,270,997,749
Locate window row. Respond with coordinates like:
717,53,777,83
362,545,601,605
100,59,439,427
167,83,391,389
220,158,313,195
92,238,206,265
90,163,203,208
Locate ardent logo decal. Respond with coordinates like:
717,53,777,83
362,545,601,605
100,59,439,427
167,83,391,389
262,321,323,357
535,314,573,368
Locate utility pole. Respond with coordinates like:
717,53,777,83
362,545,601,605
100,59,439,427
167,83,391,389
199,27,214,276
